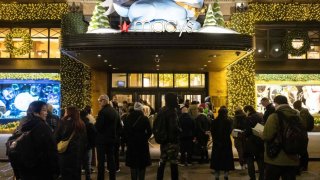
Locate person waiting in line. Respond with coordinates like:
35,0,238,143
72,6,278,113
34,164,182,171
9,101,59,180
263,95,300,179
178,107,195,166
55,106,87,180
46,103,60,133
154,93,181,180
293,100,312,172
84,105,96,124
195,106,211,164
232,106,247,170
243,105,264,180
123,102,152,180
210,106,234,180
80,110,97,180
260,97,275,124
95,94,120,180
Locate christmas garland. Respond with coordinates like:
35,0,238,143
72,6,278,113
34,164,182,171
282,30,310,56
4,29,33,56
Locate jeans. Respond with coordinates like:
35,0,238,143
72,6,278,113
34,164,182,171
96,143,116,180
265,163,297,180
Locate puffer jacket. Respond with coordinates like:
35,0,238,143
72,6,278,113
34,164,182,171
263,104,300,166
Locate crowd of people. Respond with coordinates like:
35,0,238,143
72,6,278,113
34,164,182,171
6,93,314,180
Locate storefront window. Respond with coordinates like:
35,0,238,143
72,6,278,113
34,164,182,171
190,74,205,88
307,45,320,59
159,73,173,87
50,28,60,58
0,28,10,58
174,74,188,88
143,73,158,87
128,73,142,87
112,73,127,88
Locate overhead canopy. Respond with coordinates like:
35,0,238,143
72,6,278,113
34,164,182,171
61,32,252,72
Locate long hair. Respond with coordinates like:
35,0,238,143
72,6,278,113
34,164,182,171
62,106,85,133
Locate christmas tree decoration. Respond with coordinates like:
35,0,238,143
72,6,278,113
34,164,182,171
212,0,225,27
88,0,111,32
203,4,217,27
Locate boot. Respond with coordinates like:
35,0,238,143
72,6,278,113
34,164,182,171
157,162,165,180
170,164,179,180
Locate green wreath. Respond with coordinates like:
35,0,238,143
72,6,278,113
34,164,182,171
4,29,33,56
282,30,310,56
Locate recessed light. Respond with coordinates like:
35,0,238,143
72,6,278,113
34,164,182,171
258,49,262,53
208,60,212,63
200,68,204,70
204,65,207,67
156,69,159,71
109,64,112,67
156,64,160,67
97,54,101,58
104,59,108,63
113,67,117,70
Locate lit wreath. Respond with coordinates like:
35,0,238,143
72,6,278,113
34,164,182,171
4,29,33,56
282,30,310,56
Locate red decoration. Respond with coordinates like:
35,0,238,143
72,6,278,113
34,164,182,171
119,21,130,32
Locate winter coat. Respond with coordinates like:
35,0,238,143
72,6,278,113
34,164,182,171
95,104,121,144
195,113,211,138
179,112,195,138
83,118,97,149
263,104,300,166
263,103,275,124
14,115,59,180
210,116,234,171
154,106,181,144
124,110,152,168
55,119,87,180
243,112,264,157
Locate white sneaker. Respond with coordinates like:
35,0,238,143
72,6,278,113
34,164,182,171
235,165,243,170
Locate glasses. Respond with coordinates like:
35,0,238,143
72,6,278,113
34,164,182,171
98,99,106,102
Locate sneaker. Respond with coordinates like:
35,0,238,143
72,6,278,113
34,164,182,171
116,169,120,173
235,165,243,170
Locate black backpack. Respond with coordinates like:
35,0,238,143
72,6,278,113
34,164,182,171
6,123,39,169
153,112,168,144
277,111,308,155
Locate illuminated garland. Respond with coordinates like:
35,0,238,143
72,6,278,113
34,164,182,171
226,3,320,114
4,29,33,56
0,73,60,80
282,30,310,56
0,3,68,21
61,55,91,109
256,74,320,82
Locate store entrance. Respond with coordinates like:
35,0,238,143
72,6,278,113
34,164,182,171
111,90,206,113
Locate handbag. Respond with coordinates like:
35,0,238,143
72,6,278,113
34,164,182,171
57,131,75,153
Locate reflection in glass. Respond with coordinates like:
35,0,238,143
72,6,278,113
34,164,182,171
190,74,205,88
128,73,142,87
307,46,320,59
112,73,127,88
159,74,173,87
174,74,188,88
143,73,158,87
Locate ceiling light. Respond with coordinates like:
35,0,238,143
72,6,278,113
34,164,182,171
204,65,207,67
156,69,159,71
97,54,101,58
104,59,108,63
109,64,112,67
258,49,262,53
208,60,212,63
156,64,160,67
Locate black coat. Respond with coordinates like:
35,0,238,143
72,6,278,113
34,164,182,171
124,110,152,168
95,104,121,144
263,103,275,124
210,117,234,171
55,119,87,180
14,115,59,180
179,113,195,138
243,112,264,156
195,113,211,138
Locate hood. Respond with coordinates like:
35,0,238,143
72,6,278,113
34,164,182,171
276,104,299,117
18,114,42,132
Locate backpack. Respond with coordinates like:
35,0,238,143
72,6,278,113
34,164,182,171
153,112,168,144
277,111,308,155
6,124,39,169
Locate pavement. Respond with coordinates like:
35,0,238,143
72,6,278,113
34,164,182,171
0,161,319,180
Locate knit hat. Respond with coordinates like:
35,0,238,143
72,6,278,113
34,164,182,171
134,102,144,111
